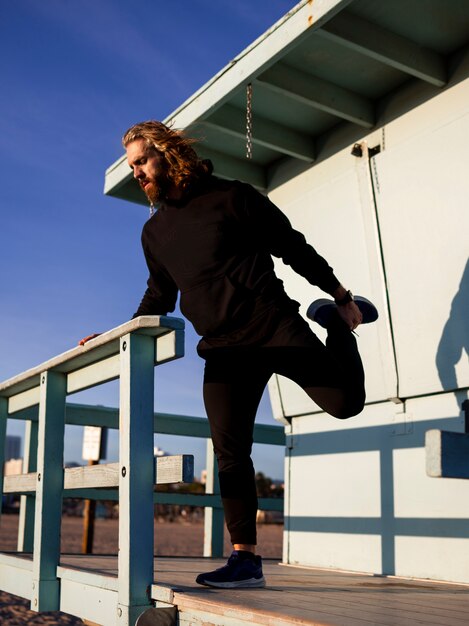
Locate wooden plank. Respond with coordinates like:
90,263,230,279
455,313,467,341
65,489,204,503
291,586,469,624
58,555,119,583
67,354,120,395
3,472,37,493
153,412,210,438
32,370,66,612
0,554,33,601
242,589,469,626
150,559,469,626
8,386,40,412
318,11,446,87
156,493,220,508
59,577,118,626
4,404,38,421
155,329,185,364
202,104,316,161
63,456,193,488
176,605,376,626
57,563,118,589
155,454,194,484
170,586,385,626
117,333,155,623
253,423,285,446
65,403,117,428
65,463,119,490
5,455,194,493
0,553,33,569
10,403,285,446
152,412,284,444
426,429,469,479
62,488,119,500
257,63,374,128
0,316,184,399
45,555,469,626
59,491,221,505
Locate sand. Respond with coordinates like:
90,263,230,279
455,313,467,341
0,513,283,624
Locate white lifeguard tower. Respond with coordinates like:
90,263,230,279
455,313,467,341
106,0,469,585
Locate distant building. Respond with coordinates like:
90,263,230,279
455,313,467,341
3,458,23,476
154,446,169,457
5,435,21,461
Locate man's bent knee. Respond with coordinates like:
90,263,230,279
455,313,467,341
331,394,365,419
305,386,364,419
332,405,363,420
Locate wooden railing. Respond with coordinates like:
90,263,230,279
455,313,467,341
0,317,186,622
4,404,285,557
0,316,285,625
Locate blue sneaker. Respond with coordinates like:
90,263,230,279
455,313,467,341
307,296,378,329
195,551,266,588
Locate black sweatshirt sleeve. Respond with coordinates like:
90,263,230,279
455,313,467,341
133,233,178,318
241,184,341,295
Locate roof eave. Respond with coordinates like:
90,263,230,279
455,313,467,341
104,0,354,201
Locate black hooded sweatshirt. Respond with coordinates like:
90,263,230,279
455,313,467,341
134,174,340,347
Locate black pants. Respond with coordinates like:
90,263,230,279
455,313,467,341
200,311,365,546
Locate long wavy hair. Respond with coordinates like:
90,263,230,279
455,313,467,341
122,120,211,191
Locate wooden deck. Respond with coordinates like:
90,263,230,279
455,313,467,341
53,554,469,626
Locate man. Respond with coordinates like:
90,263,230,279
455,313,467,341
124,120,377,588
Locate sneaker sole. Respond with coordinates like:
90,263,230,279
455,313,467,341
307,296,378,327
306,299,335,327
197,576,266,589
354,297,379,323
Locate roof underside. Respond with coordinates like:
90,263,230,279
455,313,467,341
105,0,469,204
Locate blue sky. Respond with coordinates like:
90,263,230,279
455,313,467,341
0,0,296,480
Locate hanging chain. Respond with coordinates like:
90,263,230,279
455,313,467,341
372,156,380,194
246,83,253,159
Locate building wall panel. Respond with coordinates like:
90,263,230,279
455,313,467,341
274,76,469,582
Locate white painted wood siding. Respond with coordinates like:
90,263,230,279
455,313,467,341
269,70,469,583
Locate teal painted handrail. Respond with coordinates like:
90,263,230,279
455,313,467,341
0,317,286,624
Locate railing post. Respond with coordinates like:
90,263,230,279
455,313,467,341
18,419,38,552
117,333,155,626
0,397,7,526
203,440,224,557
32,370,66,612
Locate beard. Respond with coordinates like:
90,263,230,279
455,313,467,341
141,173,170,205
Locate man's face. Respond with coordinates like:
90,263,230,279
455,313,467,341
126,138,167,204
